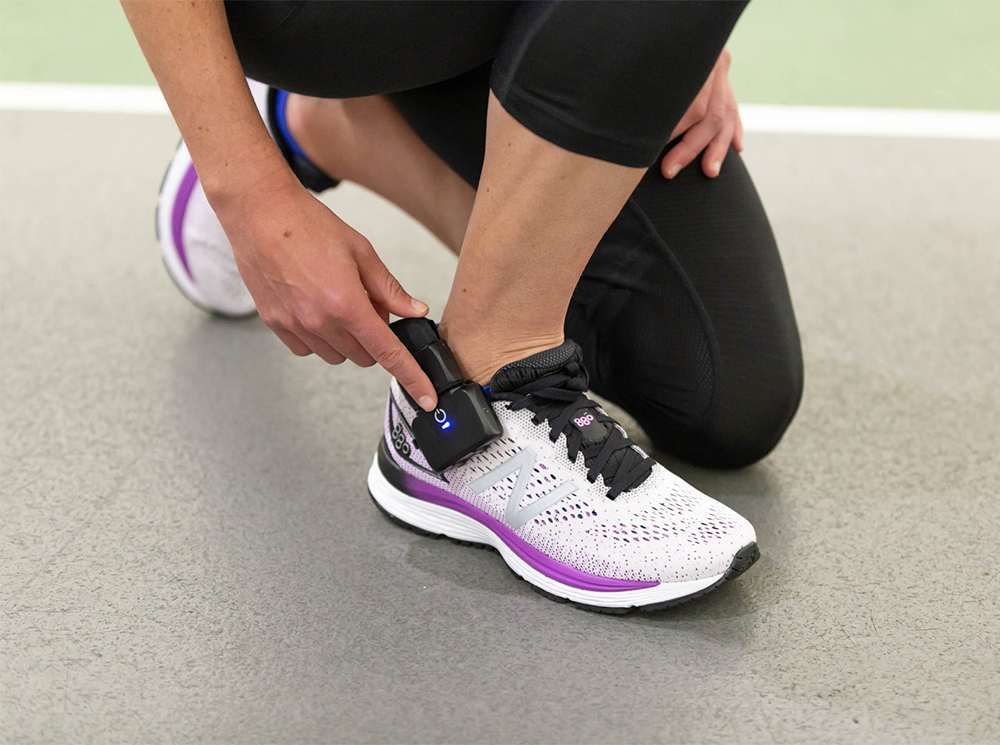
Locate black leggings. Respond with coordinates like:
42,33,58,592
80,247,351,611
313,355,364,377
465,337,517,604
226,0,804,467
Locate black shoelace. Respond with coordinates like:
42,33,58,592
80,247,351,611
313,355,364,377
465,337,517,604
491,362,654,499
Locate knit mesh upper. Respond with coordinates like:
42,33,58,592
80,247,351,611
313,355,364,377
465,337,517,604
384,378,754,584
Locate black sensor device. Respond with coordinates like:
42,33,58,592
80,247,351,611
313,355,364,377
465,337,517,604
390,318,503,472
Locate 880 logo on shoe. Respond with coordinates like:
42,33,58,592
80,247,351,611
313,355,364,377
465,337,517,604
391,423,411,457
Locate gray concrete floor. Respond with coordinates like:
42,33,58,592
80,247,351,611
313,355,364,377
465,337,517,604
2,110,998,744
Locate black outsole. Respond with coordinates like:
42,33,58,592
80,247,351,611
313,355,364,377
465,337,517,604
368,489,760,615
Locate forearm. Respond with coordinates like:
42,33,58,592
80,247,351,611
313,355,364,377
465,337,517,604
120,0,294,203
122,1,437,404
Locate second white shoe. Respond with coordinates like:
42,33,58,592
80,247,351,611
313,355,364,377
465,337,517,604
154,79,273,318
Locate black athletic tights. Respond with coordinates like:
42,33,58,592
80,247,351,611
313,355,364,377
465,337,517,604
225,1,804,468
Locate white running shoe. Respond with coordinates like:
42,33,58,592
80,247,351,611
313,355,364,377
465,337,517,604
156,136,257,317
368,340,760,613
155,79,337,317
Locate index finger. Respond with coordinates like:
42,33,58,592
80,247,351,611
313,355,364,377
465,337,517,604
352,310,438,412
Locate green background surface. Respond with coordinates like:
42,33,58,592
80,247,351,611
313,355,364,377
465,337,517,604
2,0,999,111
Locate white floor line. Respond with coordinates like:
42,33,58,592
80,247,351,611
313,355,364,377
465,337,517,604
2,81,1000,140
739,104,1000,140
0,82,169,115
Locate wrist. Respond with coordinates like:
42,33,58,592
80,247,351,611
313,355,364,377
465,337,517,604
200,147,301,218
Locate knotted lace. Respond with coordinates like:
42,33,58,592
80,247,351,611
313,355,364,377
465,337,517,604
491,362,653,499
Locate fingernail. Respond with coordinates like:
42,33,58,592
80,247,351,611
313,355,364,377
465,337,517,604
711,162,721,176
411,298,429,314
418,395,435,412
666,164,680,179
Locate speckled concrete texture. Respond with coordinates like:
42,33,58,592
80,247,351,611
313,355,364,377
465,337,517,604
2,111,998,743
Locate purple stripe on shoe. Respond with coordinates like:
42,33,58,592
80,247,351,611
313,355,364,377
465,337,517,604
399,473,659,592
170,163,199,281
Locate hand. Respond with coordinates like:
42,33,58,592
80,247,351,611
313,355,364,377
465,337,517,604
214,176,439,411
662,48,743,180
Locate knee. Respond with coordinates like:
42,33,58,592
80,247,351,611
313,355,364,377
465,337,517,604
634,349,804,470
696,365,804,468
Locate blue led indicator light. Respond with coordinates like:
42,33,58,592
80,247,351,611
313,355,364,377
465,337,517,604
442,421,451,430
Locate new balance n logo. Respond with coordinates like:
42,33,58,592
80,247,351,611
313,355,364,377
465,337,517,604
468,448,577,530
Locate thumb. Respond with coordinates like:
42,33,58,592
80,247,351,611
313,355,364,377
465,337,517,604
356,242,429,318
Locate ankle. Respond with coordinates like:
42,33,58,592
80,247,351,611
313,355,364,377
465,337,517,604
439,323,565,386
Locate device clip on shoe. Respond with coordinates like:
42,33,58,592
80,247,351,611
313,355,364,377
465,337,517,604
390,318,502,471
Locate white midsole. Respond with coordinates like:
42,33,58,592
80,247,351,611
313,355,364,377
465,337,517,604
367,456,725,609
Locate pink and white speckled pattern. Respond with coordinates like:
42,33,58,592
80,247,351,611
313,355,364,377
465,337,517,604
381,380,755,583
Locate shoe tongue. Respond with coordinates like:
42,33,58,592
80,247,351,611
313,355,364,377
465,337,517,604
487,341,584,394
488,340,650,497
488,339,606,441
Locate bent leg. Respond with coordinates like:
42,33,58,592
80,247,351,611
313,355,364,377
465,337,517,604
225,0,517,99
229,0,797,462
283,93,475,252
568,148,804,468
439,93,647,384
489,0,744,166
425,1,749,383
392,72,802,466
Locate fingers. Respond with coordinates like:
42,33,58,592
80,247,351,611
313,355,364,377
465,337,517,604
663,46,741,179
702,119,735,178
717,47,732,74
266,291,436,411
274,328,313,357
663,95,741,179
663,71,731,179
300,309,376,367
297,330,348,366
662,118,717,179
352,309,438,412
264,311,370,366
251,213,433,403
355,241,429,319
